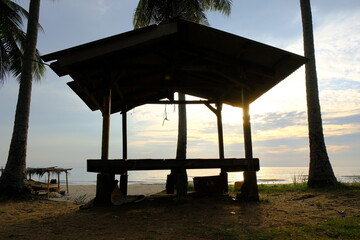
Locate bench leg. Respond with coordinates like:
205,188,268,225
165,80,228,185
238,171,259,201
166,173,175,194
175,168,188,197
95,173,115,205
220,171,229,193
120,173,128,196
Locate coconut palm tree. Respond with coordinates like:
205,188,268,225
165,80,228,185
133,0,231,28
133,0,232,195
0,0,42,200
299,0,337,187
0,0,44,84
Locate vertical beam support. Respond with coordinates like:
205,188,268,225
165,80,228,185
101,88,111,161
216,102,228,193
239,89,259,201
47,171,50,198
96,88,115,205
122,111,127,160
57,172,60,192
216,102,225,160
65,171,69,194
120,111,128,196
205,101,228,193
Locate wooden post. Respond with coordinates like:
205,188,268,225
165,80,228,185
57,172,60,192
216,102,225,160
47,171,51,198
216,102,228,193
205,102,228,192
120,111,128,196
239,89,259,201
95,87,115,205
122,111,127,159
101,88,111,161
66,171,69,194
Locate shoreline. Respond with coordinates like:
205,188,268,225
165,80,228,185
59,184,166,202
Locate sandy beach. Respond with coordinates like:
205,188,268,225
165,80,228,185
61,184,166,202
0,184,359,240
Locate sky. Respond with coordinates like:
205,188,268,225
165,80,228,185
0,0,359,170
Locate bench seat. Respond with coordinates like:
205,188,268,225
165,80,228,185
87,158,259,174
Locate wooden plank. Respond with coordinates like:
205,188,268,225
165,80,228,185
87,158,259,174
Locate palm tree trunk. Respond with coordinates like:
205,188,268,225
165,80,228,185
174,92,188,196
300,0,337,187
176,93,187,160
0,0,41,199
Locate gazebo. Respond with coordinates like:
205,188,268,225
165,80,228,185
42,20,306,203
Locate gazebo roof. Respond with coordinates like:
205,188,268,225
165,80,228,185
42,20,306,113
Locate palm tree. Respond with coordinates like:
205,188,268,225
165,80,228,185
299,0,337,187
0,0,42,200
133,0,231,28
133,0,232,195
0,0,44,84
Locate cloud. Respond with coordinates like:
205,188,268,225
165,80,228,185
315,12,360,82
327,145,351,153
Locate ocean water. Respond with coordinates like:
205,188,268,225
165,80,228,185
47,166,360,186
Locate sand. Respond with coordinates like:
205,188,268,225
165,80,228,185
60,184,166,202
0,185,359,240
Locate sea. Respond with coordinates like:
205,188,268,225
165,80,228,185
43,166,360,186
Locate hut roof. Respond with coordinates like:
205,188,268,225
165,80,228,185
26,167,72,177
42,20,307,113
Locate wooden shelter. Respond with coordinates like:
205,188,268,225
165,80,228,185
26,167,72,196
42,20,306,203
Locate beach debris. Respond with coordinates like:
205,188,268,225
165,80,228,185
336,209,346,217
79,198,95,210
73,194,88,205
111,185,126,206
111,184,146,206
292,194,316,201
48,192,62,198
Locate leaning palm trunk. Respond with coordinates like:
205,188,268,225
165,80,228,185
176,93,187,160
0,0,41,199
173,92,188,195
300,0,337,187
134,0,232,196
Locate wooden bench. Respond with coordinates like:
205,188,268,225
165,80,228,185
87,158,259,173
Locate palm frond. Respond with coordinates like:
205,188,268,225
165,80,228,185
202,0,232,15
0,0,45,82
133,0,232,29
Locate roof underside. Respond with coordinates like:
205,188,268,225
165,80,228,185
42,20,307,114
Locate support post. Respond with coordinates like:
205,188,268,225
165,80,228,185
216,102,228,192
120,111,128,196
47,171,50,198
239,89,259,201
57,172,60,192
205,101,228,193
95,88,115,205
216,102,225,160
101,89,111,161
65,171,69,194
172,93,188,197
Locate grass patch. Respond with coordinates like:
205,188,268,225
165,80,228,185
315,217,360,239
210,228,239,240
261,217,360,240
190,226,240,240
258,182,308,194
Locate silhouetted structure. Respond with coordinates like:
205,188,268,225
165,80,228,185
42,20,306,204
